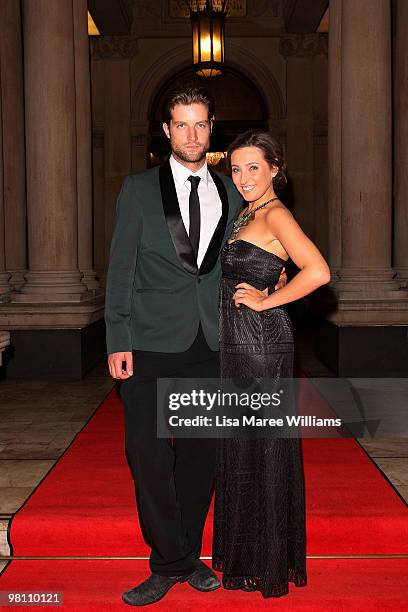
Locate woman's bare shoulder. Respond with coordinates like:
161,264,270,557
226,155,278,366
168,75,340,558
265,202,294,224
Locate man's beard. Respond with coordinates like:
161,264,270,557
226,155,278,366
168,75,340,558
171,142,209,163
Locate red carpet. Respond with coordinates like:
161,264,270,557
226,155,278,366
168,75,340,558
1,559,407,611
1,387,408,609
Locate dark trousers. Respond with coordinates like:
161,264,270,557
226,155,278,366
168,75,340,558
120,325,219,576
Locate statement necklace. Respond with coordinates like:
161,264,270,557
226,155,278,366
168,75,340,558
230,196,279,241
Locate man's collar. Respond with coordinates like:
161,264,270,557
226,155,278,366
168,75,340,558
169,154,209,186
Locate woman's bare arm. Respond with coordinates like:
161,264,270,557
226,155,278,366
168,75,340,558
234,207,330,311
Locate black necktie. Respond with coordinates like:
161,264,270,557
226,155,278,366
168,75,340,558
187,175,201,262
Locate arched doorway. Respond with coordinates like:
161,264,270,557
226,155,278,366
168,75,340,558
148,66,268,173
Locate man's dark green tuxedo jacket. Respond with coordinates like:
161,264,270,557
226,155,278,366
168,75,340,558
105,159,243,355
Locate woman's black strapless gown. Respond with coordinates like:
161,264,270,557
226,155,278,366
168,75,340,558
212,239,307,598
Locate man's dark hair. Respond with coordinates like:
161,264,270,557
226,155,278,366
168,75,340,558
227,129,288,190
161,83,215,125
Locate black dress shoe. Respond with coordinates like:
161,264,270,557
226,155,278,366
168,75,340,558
187,560,221,592
122,573,187,606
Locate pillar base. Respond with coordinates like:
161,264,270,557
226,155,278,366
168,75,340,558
8,270,27,291
0,295,105,378
395,267,408,289
2,319,106,380
0,293,104,328
0,331,10,366
0,271,12,301
329,269,340,282
12,292,93,303
81,269,100,290
317,321,408,376
0,292,11,304
333,268,404,297
12,270,89,302
327,295,408,325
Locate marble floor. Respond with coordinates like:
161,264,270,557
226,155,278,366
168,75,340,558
0,330,407,573
0,360,115,571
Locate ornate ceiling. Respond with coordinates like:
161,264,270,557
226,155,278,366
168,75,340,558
88,0,329,36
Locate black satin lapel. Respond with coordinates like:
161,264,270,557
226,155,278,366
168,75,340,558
159,160,198,275
199,169,230,275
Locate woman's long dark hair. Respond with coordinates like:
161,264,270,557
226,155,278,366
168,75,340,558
227,130,287,190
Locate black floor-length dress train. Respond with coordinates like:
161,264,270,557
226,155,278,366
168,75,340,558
212,239,307,598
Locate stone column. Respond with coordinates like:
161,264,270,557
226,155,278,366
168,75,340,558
104,58,131,268
312,50,328,259
279,34,327,244
0,72,12,301
131,121,149,172
90,57,106,286
73,0,99,291
90,36,133,277
318,0,408,375
394,0,408,287
0,0,27,291
335,0,400,299
16,0,87,302
280,35,315,239
327,0,342,278
92,128,106,286
0,90,11,302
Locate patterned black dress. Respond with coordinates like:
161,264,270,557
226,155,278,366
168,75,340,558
212,239,307,598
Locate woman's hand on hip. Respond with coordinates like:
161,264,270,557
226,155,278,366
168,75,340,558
233,283,268,312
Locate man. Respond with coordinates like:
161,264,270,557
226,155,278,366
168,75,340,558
105,84,242,606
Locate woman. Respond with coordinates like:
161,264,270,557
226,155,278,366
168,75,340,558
212,130,330,598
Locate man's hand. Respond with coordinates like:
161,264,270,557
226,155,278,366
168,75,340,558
275,267,287,291
108,351,133,380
